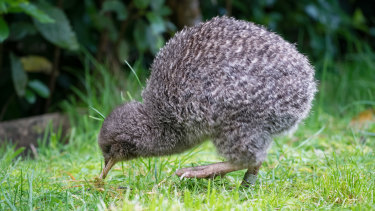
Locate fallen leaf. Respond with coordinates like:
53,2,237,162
350,108,375,129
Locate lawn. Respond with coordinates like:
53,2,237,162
1,54,375,210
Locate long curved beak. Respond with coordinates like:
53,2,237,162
99,158,116,179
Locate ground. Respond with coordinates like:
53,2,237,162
0,111,374,210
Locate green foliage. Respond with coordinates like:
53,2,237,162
0,16,9,42
202,0,375,61
0,0,54,23
0,0,64,115
28,79,50,98
10,53,28,97
134,0,150,10
0,0,174,120
101,0,127,21
9,53,50,104
32,3,79,51
0,0,374,121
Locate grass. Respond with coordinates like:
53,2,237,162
1,52,375,210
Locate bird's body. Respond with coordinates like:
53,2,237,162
98,16,317,183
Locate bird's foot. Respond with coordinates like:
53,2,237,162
175,166,221,179
175,162,244,179
241,173,258,187
240,164,262,187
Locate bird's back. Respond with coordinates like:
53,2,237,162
142,16,316,136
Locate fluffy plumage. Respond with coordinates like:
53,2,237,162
98,16,317,178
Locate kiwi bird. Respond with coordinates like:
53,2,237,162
98,16,317,185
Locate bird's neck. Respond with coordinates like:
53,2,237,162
134,104,187,157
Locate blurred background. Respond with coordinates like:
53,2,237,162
0,0,374,128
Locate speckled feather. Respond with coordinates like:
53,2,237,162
99,16,317,167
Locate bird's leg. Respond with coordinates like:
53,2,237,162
175,162,245,179
241,162,262,186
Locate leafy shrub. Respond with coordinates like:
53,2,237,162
0,0,174,120
0,0,374,120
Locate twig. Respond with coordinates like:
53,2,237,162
29,143,39,159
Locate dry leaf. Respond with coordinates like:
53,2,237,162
350,108,375,129
20,55,52,74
